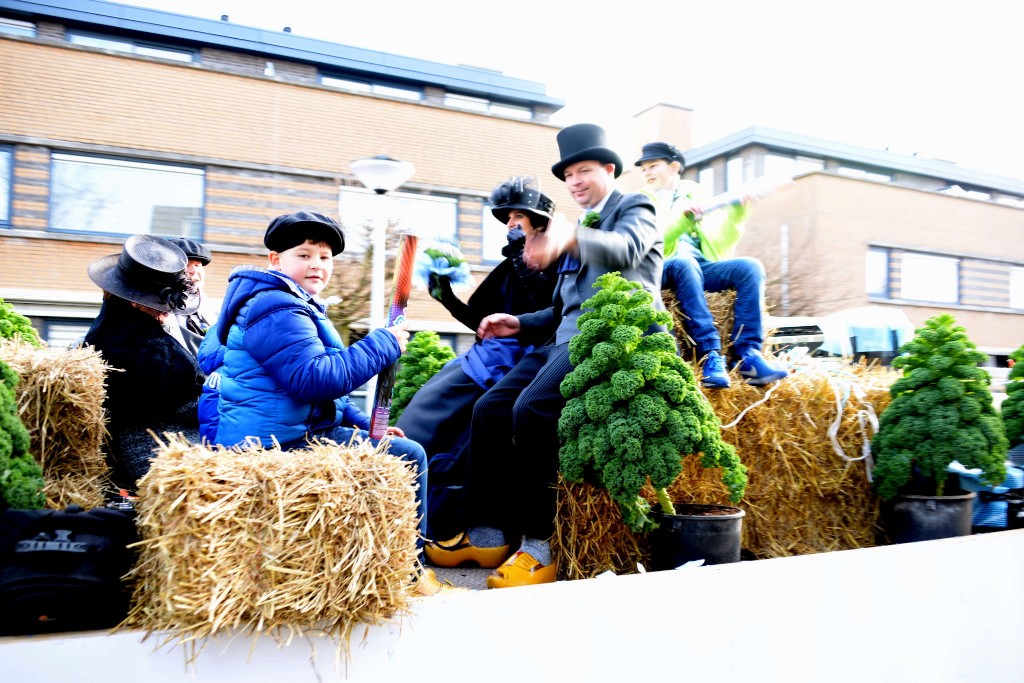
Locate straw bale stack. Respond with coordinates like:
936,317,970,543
554,355,897,580
663,290,738,362
125,434,421,657
0,339,112,509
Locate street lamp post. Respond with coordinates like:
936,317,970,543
349,154,415,413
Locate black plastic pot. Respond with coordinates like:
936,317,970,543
649,504,744,570
883,492,975,543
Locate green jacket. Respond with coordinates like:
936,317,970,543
641,180,748,262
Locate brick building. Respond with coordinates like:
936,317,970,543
0,0,569,357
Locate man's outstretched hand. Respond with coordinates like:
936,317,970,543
524,212,575,270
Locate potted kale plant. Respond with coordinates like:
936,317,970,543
557,272,748,568
871,313,1007,542
1001,343,1024,467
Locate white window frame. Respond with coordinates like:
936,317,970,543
339,187,457,254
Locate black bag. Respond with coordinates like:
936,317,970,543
0,504,139,636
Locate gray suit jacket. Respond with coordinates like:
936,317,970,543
517,189,664,345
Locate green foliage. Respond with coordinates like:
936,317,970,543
0,359,45,510
0,298,43,348
872,314,1007,500
558,272,747,533
1002,344,1024,447
389,331,457,425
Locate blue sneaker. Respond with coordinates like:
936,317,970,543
735,350,789,386
700,350,731,389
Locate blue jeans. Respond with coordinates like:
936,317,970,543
662,254,766,357
308,426,428,552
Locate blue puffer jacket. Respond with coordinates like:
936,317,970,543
197,266,401,448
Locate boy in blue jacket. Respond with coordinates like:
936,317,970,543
198,211,445,594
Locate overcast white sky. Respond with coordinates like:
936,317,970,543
119,0,1023,180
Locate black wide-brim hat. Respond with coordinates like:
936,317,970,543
264,211,345,256
88,234,199,314
550,123,623,181
634,141,685,167
489,176,555,228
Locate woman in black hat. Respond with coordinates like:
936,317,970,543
84,234,205,490
397,176,557,542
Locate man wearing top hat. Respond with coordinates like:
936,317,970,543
164,237,214,356
635,141,787,388
424,123,662,588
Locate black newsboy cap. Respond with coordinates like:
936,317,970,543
264,211,345,256
634,141,686,167
164,237,213,265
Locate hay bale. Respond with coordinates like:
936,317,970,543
554,355,897,579
0,340,112,509
125,434,421,658
663,290,738,362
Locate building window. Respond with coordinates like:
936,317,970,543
1011,267,1024,309
866,247,889,298
697,167,715,193
443,93,532,119
38,319,93,349
837,165,892,183
481,204,507,263
339,187,457,254
50,153,204,237
726,156,744,192
321,74,422,101
899,253,959,303
762,153,824,185
68,30,196,62
0,146,11,226
0,16,35,37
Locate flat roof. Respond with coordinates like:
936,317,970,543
3,0,565,109
686,126,1024,195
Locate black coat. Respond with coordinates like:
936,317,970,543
85,296,204,487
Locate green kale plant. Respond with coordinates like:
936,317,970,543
0,359,46,510
871,313,1007,500
557,272,747,533
1001,344,1024,448
389,330,457,425
0,297,44,348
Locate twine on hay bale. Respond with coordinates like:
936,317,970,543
0,339,113,509
124,433,421,663
553,355,897,579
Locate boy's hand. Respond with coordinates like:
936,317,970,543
385,426,406,438
386,320,410,352
477,313,520,340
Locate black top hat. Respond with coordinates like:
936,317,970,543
164,237,213,265
551,123,623,181
264,211,345,256
634,141,685,167
489,176,555,228
88,235,199,314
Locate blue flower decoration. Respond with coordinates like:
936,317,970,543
413,237,474,294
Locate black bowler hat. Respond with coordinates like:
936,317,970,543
263,211,345,256
88,235,199,314
634,141,686,168
489,176,555,228
164,237,212,265
550,123,623,181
